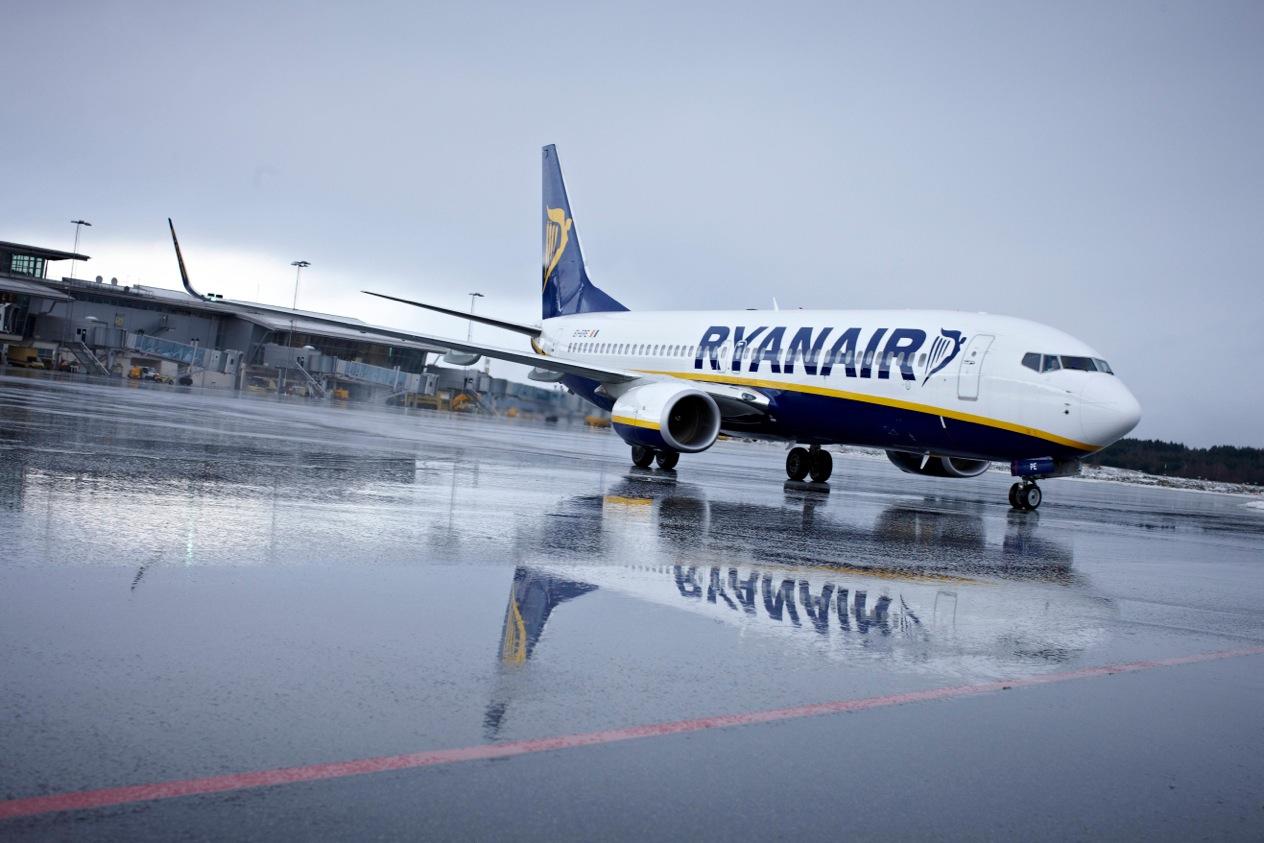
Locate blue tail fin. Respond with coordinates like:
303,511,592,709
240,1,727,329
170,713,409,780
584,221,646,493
542,145,628,319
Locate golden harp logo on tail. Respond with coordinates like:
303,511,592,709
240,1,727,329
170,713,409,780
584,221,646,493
543,207,572,291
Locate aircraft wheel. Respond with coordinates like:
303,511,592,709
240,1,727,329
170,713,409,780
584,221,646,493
786,447,810,481
1008,483,1024,510
631,445,655,468
655,450,679,470
808,449,833,483
1021,483,1043,511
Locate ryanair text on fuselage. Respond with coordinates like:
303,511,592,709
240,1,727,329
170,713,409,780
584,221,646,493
693,324,966,385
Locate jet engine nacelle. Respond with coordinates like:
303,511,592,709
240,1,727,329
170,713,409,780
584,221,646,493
611,382,721,453
886,450,991,478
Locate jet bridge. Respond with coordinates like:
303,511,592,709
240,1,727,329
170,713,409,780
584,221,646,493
126,333,242,375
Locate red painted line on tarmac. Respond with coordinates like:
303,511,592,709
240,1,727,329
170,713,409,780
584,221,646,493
3,645,1263,822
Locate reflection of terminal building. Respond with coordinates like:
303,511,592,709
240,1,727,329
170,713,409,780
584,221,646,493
0,237,586,415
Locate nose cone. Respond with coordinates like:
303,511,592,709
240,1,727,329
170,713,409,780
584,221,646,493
1081,377,1142,447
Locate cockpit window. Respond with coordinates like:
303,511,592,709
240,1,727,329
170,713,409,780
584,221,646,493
1059,355,1097,372
1023,352,1115,374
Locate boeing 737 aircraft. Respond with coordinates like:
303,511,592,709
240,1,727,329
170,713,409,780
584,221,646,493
361,145,1140,511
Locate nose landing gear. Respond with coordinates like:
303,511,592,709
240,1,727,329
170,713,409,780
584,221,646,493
1006,457,1079,511
1008,481,1042,511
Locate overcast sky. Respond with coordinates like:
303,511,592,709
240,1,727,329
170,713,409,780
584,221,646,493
4,1,1261,446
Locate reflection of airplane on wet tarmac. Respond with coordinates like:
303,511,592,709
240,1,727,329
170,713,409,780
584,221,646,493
544,474,1076,581
498,568,596,666
360,147,1138,510
485,477,1113,735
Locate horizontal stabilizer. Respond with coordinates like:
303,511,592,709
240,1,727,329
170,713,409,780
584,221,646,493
363,291,541,337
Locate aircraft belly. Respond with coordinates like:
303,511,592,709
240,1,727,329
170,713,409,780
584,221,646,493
764,388,1086,461
558,371,1087,462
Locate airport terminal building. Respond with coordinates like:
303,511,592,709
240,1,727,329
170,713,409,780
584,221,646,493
0,238,584,416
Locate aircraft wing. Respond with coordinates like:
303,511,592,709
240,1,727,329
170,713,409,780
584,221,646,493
354,293,771,414
426,334,774,416
355,321,643,385
347,306,771,414
167,219,761,409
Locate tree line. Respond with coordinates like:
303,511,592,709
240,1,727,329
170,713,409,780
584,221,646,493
1084,438,1264,486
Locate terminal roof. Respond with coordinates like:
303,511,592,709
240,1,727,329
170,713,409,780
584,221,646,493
0,276,74,301
0,241,90,262
24,276,450,353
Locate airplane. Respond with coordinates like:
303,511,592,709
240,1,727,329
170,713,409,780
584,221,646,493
360,145,1141,512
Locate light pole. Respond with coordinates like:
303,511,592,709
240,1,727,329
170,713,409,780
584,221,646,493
69,219,92,279
287,260,310,349
290,260,310,311
465,292,484,393
466,292,483,342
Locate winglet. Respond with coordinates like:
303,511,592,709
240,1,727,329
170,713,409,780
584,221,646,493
168,218,205,301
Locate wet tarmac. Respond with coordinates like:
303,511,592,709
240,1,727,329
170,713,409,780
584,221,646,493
2,372,1263,840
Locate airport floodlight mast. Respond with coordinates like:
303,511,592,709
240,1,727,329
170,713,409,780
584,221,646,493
69,219,92,279
467,292,483,342
288,260,310,349
290,260,311,310
466,291,484,388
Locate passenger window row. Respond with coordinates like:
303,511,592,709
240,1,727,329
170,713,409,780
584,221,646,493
564,342,932,373
1021,352,1113,374
566,342,698,358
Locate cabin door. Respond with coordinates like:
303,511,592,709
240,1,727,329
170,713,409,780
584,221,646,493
956,334,994,400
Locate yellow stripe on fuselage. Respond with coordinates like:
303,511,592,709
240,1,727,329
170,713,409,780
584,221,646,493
637,370,1098,453
611,415,660,431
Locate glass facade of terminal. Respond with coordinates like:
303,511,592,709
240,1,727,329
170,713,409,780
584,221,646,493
9,254,46,278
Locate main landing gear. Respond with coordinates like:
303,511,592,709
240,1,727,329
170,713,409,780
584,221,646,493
631,445,679,470
1008,481,1043,511
786,445,833,483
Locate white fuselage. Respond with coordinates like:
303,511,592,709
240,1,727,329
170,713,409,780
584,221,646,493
539,309,1141,461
